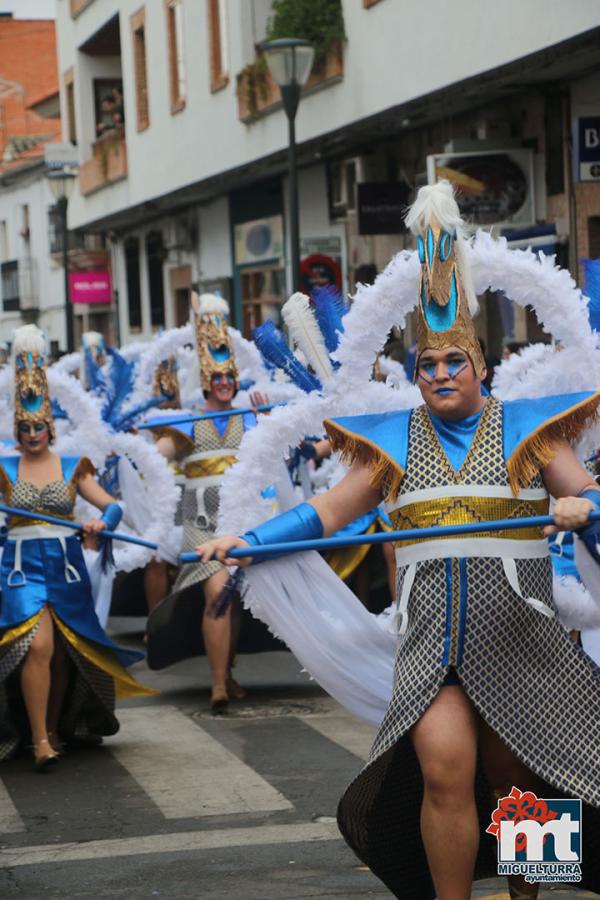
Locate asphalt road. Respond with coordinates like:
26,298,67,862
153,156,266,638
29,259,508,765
0,618,596,900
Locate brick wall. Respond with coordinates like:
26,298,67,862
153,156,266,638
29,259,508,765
0,20,60,161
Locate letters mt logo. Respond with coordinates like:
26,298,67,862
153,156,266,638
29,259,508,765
487,786,582,883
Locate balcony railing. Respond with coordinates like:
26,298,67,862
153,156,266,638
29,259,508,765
79,132,127,196
1,258,38,312
236,41,344,124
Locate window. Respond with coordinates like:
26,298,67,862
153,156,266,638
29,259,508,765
125,237,142,329
131,8,149,131
145,232,165,327
21,205,30,245
0,220,9,262
589,217,600,260
207,0,229,92
1,260,19,312
64,68,77,144
166,0,186,112
93,78,125,139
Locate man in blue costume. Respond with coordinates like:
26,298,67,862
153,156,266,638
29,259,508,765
198,182,600,899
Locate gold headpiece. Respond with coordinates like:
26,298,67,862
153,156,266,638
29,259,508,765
13,325,55,442
408,182,485,378
191,292,239,393
152,356,181,409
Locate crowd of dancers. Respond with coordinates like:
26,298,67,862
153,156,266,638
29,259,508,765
0,181,598,899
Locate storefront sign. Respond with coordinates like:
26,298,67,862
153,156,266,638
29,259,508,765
357,182,409,235
576,117,600,181
69,270,112,304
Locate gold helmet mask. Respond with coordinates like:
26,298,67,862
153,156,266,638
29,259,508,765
191,292,239,394
407,181,485,380
13,325,55,443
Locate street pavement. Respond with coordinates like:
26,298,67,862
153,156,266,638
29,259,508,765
0,618,596,900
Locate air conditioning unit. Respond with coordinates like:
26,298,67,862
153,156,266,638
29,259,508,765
330,157,364,214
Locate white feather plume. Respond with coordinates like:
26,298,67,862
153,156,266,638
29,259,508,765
282,292,333,384
12,324,46,356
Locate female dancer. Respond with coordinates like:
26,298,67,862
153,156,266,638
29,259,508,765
0,326,155,769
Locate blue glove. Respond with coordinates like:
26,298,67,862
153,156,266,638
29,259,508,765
241,502,323,563
576,489,600,564
100,502,122,531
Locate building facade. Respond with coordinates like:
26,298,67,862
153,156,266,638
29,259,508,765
55,0,600,356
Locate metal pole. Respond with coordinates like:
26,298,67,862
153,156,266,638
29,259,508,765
281,82,301,294
60,194,74,353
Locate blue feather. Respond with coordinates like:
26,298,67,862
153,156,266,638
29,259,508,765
253,321,321,393
583,258,600,333
102,347,136,424
84,346,106,394
114,394,172,431
51,399,68,420
310,285,347,355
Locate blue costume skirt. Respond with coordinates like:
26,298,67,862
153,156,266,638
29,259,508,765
0,533,156,760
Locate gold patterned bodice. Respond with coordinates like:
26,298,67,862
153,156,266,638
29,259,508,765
183,414,245,478
387,398,549,549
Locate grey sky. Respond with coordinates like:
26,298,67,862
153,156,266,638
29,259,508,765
1,0,56,18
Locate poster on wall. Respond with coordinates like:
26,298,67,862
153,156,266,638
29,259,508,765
426,149,535,228
299,236,343,294
574,117,600,181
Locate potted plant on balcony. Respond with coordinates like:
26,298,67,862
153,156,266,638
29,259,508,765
237,0,346,122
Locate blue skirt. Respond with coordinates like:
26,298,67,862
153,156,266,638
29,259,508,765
0,535,142,669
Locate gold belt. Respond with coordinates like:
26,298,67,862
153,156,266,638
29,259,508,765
8,515,75,530
184,456,237,478
389,495,549,547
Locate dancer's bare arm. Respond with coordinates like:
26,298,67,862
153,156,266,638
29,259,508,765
196,460,381,566
542,440,600,534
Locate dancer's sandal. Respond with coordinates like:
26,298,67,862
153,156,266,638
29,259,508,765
210,689,229,715
33,738,59,771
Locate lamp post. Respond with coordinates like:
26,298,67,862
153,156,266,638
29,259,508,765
261,38,315,293
46,167,77,353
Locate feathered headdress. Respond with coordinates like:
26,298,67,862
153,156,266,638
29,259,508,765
405,180,485,376
152,356,181,409
13,324,55,442
253,285,348,393
191,292,239,393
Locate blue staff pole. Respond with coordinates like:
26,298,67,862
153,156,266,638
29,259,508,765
179,510,600,564
137,403,282,430
0,503,159,550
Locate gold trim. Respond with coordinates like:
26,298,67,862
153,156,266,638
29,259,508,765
323,418,404,502
51,612,159,700
184,455,237,478
0,610,44,647
389,494,549,547
9,515,76,529
506,392,600,495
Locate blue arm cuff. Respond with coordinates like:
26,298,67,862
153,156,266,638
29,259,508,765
101,503,123,531
241,502,323,563
576,489,600,564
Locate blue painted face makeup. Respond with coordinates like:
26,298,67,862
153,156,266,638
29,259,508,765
417,355,469,386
